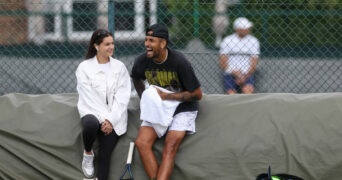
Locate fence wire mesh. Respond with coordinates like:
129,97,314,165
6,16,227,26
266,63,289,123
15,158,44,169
0,1,341,95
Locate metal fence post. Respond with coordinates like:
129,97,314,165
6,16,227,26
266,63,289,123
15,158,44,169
193,0,200,38
108,0,114,35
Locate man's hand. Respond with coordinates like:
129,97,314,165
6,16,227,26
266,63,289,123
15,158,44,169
156,88,167,100
235,75,247,86
231,70,242,78
231,70,247,86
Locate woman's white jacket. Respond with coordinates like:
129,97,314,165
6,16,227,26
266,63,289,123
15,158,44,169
76,56,131,136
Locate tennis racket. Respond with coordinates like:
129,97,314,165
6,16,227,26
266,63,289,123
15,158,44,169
119,142,135,180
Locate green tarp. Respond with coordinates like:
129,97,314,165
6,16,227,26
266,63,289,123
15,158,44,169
1,93,342,179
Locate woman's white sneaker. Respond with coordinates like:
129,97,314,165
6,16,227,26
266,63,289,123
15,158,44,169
82,151,94,178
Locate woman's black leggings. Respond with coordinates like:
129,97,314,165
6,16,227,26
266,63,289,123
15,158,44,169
81,114,120,180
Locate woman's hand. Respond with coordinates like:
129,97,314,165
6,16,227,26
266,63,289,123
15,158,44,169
101,120,113,135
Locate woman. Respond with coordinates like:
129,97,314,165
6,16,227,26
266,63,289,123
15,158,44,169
75,29,131,180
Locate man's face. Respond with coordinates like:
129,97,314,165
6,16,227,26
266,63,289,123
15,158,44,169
236,28,250,38
145,30,165,60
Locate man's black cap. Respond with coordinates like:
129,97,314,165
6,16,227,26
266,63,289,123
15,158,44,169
146,24,171,43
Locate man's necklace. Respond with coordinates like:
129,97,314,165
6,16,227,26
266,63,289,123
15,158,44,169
154,50,168,65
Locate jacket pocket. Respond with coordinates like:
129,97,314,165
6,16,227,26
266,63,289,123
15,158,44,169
90,78,106,93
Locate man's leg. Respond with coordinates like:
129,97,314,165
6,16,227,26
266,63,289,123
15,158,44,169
157,130,186,180
223,73,237,94
241,74,255,94
242,84,254,94
227,89,237,94
157,111,197,180
135,126,159,179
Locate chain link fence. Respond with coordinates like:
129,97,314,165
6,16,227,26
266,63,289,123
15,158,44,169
0,1,341,95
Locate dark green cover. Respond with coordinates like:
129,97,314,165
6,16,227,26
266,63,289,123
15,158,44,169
1,93,342,179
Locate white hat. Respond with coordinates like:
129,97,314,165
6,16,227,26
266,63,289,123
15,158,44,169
233,17,253,30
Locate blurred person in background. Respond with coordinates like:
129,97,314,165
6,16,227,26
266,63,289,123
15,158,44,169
75,29,131,180
219,17,260,94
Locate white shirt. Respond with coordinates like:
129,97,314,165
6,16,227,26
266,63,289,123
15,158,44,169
76,56,131,136
219,33,260,74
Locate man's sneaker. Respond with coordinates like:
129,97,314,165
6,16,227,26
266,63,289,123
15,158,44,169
82,151,94,178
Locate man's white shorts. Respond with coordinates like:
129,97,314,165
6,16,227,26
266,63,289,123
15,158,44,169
141,111,198,138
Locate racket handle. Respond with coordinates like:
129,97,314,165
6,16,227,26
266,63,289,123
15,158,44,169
126,142,135,164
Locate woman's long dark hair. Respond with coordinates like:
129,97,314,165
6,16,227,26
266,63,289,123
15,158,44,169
85,29,113,59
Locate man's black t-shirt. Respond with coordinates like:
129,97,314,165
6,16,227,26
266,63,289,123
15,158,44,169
131,48,201,114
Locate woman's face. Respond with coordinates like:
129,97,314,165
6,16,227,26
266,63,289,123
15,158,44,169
96,36,114,58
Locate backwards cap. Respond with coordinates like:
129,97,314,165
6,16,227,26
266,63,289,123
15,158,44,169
146,24,170,43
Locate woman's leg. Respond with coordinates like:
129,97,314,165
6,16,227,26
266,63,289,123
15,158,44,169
97,130,120,180
81,114,100,152
81,114,100,178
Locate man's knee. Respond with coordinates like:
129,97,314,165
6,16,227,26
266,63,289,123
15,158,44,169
134,137,144,150
135,126,158,150
242,84,254,94
226,89,237,94
135,137,153,151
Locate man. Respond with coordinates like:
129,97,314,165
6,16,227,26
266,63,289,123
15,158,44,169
219,17,260,94
131,23,202,180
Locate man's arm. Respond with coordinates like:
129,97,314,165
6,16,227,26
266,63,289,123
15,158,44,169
219,54,228,70
245,55,258,78
235,55,258,85
132,78,146,98
157,87,202,102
